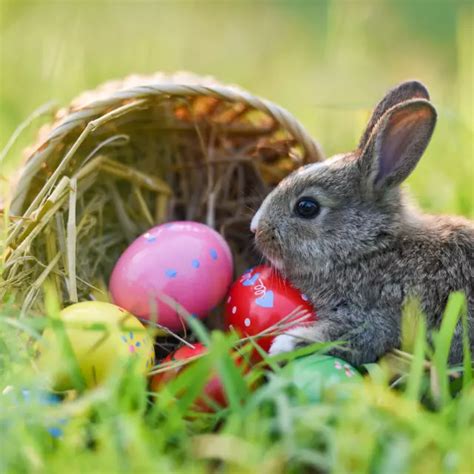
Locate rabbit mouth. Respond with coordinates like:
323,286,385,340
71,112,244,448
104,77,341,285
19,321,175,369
254,226,285,270
264,254,285,271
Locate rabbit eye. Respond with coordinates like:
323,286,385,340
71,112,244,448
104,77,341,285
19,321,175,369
294,197,320,219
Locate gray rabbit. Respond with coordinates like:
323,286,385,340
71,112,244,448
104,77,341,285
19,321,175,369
251,81,473,365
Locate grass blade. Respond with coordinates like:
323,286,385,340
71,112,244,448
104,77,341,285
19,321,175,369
461,300,473,389
405,315,427,401
432,292,465,406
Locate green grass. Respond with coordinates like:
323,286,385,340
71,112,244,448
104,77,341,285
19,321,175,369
0,295,473,474
1,1,473,473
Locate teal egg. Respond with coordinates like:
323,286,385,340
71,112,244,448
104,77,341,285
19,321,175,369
280,354,362,403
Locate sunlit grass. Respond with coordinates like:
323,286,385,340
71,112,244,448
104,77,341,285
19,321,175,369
0,293,472,474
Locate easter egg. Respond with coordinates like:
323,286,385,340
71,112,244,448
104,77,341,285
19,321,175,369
20,390,67,438
224,265,316,356
2,388,67,439
151,343,245,412
37,301,155,390
109,221,233,331
279,354,362,403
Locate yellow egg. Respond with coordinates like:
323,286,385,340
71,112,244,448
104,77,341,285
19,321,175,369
37,301,155,390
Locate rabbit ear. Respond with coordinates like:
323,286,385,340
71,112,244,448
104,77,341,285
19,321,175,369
359,99,437,190
359,81,430,150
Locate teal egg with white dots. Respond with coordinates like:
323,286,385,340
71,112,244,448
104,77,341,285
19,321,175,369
280,354,362,403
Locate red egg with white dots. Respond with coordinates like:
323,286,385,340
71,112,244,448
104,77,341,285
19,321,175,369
224,265,316,356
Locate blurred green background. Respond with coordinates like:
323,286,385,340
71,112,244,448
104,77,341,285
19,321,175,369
1,0,472,216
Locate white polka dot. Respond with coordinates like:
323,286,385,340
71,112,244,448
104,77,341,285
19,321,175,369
232,306,237,314
244,318,251,327
227,296,231,303
301,294,308,301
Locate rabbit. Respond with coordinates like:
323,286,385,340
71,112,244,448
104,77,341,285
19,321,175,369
250,80,474,366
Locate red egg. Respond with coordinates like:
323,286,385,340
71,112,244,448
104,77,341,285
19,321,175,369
224,265,316,356
150,343,246,412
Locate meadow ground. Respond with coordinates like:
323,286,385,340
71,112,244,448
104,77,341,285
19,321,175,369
0,1,473,473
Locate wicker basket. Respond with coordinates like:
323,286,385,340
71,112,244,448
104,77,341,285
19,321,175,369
2,72,323,318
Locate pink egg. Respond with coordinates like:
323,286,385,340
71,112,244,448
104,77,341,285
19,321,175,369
109,221,233,331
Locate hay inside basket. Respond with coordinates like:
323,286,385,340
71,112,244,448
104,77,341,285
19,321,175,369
2,72,323,332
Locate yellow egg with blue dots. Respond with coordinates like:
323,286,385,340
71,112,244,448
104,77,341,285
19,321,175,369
37,301,155,390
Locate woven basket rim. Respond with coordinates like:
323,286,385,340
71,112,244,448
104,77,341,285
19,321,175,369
45,71,323,160
9,72,324,215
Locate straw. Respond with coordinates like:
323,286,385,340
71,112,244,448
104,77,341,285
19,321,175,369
1,71,323,349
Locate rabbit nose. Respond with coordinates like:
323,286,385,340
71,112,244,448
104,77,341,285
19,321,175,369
250,209,262,233
250,221,257,234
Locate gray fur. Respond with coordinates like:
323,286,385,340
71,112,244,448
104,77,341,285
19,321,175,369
252,81,474,365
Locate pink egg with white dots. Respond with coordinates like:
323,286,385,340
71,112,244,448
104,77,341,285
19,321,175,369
109,221,233,331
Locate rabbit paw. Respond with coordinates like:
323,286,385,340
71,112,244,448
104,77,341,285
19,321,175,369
268,333,299,355
269,324,328,356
